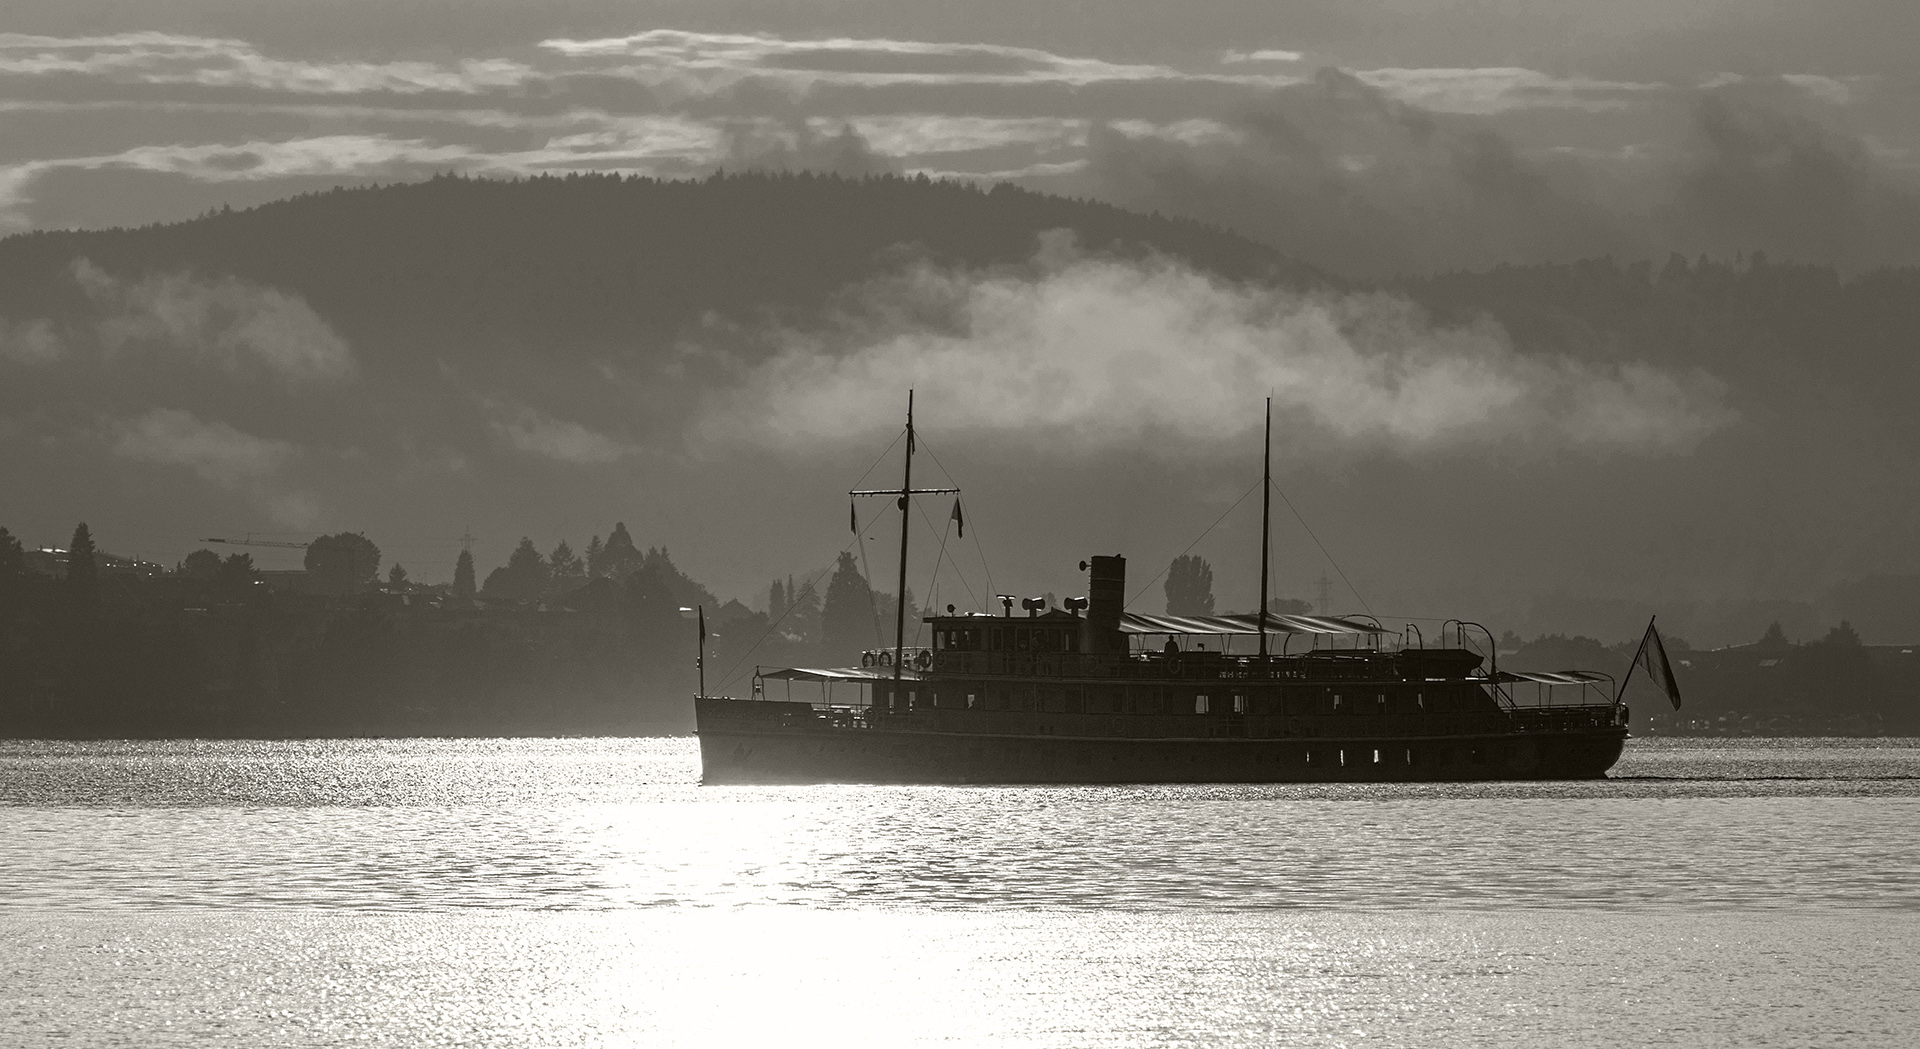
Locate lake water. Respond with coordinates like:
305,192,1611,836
3,737,1917,1047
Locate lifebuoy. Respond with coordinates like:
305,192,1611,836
915,650,932,670
861,651,876,667
879,651,894,667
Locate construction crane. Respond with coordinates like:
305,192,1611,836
202,534,312,549
204,533,374,594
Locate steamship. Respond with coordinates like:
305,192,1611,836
693,397,1631,784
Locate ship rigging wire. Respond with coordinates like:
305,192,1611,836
848,425,915,648
1125,478,1262,609
1269,478,1374,619
718,424,985,692
913,433,995,609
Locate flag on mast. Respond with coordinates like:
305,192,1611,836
1628,618,1683,709
950,499,964,538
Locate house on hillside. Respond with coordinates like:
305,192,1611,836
24,546,164,580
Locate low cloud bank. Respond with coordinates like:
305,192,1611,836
75,261,356,386
701,239,1734,458
107,407,319,526
482,398,641,464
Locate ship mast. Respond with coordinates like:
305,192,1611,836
891,390,915,708
1258,397,1272,660
849,390,958,716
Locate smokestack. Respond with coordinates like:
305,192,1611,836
1083,555,1125,655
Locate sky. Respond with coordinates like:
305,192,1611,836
3,1,1916,267
3,1,1918,642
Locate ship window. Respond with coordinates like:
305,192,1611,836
967,693,978,709
1372,749,1381,764
1332,694,1343,711
1195,694,1210,714
1232,694,1246,714
991,628,1004,651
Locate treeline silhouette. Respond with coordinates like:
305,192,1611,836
1500,621,1920,735
0,518,935,738
0,520,719,737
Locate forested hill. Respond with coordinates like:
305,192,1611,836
0,172,1323,353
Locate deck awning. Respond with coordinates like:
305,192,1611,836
1119,612,1381,636
757,666,927,683
1483,670,1613,685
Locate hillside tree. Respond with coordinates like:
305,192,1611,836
0,526,24,605
549,539,584,590
452,549,476,597
304,533,381,596
821,551,875,664
482,538,549,600
599,523,641,578
66,523,98,609
180,549,222,582
217,553,258,595
1165,555,1214,616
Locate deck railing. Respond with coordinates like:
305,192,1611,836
698,696,1625,736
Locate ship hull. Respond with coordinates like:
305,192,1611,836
696,722,1627,785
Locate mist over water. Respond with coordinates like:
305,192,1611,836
704,243,1734,459
4,737,1917,1046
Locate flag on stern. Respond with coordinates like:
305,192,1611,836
950,499,965,538
1623,617,1683,709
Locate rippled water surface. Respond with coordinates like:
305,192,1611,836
4,737,1917,1047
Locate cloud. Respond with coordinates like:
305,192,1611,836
1222,50,1305,65
1780,74,1856,107
698,236,1734,459
1069,69,1920,277
1668,93,1920,265
1071,68,1637,278
0,317,60,363
537,29,1299,92
1353,67,1655,115
0,122,739,226
104,406,320,527
722,120,899,176
0,31,537,95
826,116,1088,157
484,400,638,464
109,407,295,485
74,261,356,386
63,135,478,183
